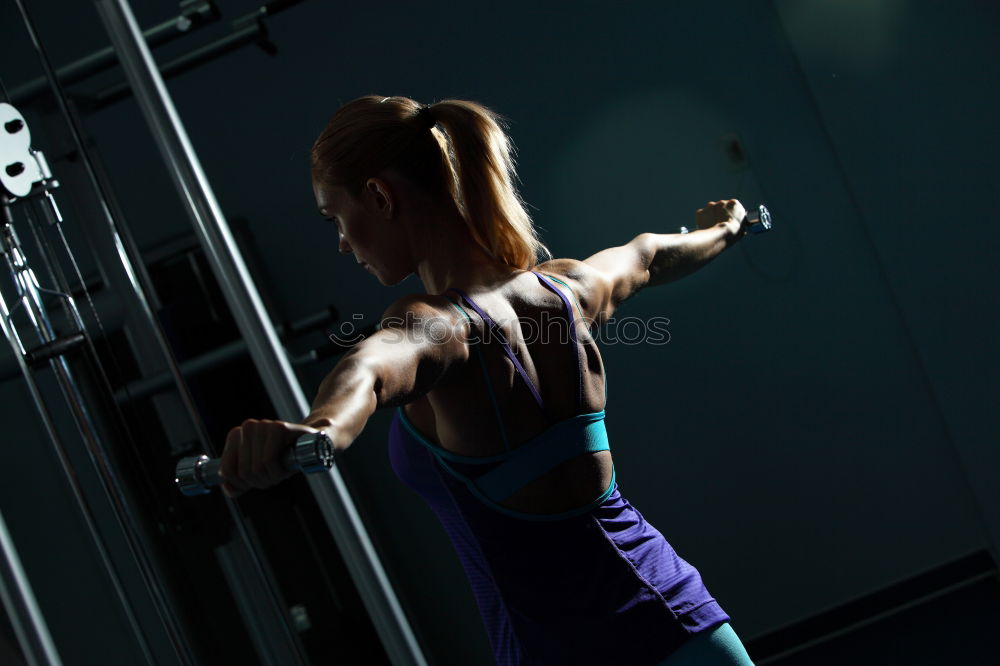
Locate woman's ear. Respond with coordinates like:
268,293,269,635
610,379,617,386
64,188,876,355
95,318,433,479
363,177,394,219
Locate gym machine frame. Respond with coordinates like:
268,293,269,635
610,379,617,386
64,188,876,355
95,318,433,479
91,1,426,665
1,0,426,664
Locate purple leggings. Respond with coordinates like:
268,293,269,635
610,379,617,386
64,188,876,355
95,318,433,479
658,623,755,665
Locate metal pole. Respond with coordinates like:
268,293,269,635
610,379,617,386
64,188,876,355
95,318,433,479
7,12,310,660
8,1,219,106
0,507,62,666
9,2,321,661
90,1,426,664
0,215,163,665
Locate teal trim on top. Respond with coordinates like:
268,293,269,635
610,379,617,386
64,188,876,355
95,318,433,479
396,405,605,464
475,413,610,501
396,406,616,521
435,453,618,523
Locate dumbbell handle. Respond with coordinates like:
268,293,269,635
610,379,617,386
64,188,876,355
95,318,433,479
679,203,772,235
175,431,335,496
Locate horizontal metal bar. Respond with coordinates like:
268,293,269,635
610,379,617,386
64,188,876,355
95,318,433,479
8,1,219,106
94,22,264,108
111,308,343,403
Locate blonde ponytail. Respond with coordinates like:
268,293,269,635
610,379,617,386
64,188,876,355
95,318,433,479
311,95,551,270
430,100,551,269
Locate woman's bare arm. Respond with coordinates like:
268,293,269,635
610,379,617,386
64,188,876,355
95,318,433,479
303,293,470,450
219,295,468,497
548,200,746,326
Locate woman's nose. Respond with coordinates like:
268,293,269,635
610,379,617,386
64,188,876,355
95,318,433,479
338,234,352,254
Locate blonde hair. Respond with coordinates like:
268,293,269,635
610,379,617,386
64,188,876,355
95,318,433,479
310,95,551,270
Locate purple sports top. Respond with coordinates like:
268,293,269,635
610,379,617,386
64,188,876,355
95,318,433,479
388,271,730,665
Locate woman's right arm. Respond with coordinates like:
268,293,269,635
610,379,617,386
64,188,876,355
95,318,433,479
303,293,470,448
219,295,469,497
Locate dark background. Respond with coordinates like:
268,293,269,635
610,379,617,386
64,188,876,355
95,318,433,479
1,1,997,664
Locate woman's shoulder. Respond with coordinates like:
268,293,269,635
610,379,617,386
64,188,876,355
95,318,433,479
377,292,472,338
532,257,609,326
376,258,608,332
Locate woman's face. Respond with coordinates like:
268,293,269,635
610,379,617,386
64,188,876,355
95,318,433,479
313,179,378,270
312,177,408,284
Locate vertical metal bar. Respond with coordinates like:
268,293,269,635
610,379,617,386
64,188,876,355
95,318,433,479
214,541,300,665
0,218,161,666
8,9,310,657
0,472,57,666
0,298,143,666
90,1,427,665
53,148,311,666
0,507,61,666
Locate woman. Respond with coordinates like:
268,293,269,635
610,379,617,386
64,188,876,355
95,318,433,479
219,95,755,665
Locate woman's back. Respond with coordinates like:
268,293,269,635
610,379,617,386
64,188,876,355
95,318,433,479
386,270,731,664
398,261,614,515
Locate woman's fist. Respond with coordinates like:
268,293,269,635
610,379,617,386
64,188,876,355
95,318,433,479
695,199,746,234
219,419,325,498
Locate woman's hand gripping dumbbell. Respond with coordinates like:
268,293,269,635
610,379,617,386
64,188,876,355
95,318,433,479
175,420,336,498
678,200,773,235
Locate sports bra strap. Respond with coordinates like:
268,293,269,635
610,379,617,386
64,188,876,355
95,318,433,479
446,275,604,446
537,273,586,322
530,271,584,411
447,300,512,452
538,273,607,408
447,287,546,413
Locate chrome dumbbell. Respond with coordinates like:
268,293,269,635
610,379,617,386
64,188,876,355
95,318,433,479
175,431,335,496
678,203,773,235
